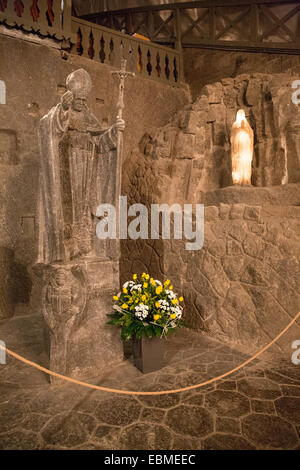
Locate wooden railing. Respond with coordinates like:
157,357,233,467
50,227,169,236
0,0,72,41
71,17,181,86
81,0,300,55
0,2,182,86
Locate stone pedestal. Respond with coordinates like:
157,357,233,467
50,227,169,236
40,258,122,382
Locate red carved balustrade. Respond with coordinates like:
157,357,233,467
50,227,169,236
0,1,182,86
0,0,72,40
71,17,181,86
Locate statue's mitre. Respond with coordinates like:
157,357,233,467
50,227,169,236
66,69,92,96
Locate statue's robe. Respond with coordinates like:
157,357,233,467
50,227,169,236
37,103,118,265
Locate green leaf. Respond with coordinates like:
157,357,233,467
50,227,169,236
144,325,153,338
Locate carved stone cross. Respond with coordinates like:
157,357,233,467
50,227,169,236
111,59,135,122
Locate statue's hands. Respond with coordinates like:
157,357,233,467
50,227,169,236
61,91,73,111
115,117,125,132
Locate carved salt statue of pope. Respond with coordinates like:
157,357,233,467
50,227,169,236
230,109,254,186
37,68,124,264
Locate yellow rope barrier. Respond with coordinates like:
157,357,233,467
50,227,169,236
1,312,299,396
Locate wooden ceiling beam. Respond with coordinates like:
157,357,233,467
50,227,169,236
80,0,300,20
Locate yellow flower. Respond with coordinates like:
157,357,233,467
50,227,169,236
156,286,163,295
142,272,146,278
145,274,150,280
143,283,148,288
113,296,119,301
172,299,179,305
170,314,177,320
153,314,161,321
123,288,128,294
133,274,137,280
122,304,128,309
169,285,173,290
164,279,170,286
151,280,156,286
155,302,160,309
141,295,146,302
179,296,184,302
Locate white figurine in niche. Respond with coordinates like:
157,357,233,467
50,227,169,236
231,109,254,185
0,80,6,105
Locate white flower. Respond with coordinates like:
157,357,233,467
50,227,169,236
166,290,177,300
131,284,142,293
134,303,149,319
123,281,135,289
169,305,183,319
157,299,170,312
155,280,162,285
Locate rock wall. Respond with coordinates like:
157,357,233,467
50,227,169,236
0,33,189,320
121,196,300,356
121,71,300,356
123,72,300,210
183,49,300,101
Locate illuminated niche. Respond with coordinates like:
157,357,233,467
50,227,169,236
230,109,254,186
0,80,6,105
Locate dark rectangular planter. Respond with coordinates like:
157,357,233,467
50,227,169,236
132,336,165,374
122,338,133,360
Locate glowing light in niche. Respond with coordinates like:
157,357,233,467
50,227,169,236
0,80,6,104
230,109,254,186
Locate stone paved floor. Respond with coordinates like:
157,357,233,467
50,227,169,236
0,314,300,450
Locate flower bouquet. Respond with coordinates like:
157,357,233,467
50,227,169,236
107,273,185,373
